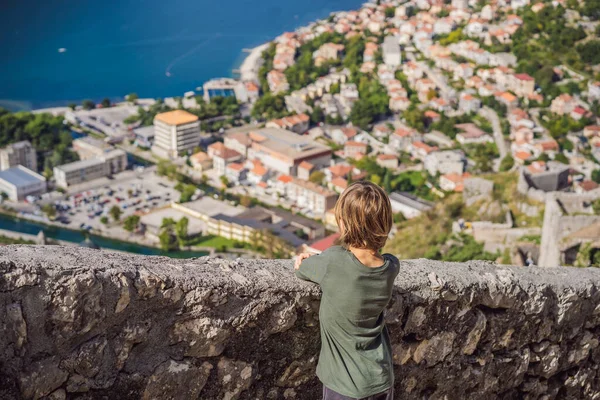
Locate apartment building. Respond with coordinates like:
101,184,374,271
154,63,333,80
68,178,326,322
207,142,243,175
226,128,331,176
287,178,338,215
265,113,310,134
382,36,402,68
0,141,37,172
424,150,466,176
151,110,201,159
267,70,290,94
54,149,127,188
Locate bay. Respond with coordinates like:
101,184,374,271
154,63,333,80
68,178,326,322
0,0,364,111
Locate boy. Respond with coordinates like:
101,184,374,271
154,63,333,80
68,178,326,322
295,181,399,400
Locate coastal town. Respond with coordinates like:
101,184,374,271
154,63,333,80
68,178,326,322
1,0,600,266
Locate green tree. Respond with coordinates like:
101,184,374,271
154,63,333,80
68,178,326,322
499,155,515,172
175,217,189,245
124,100,172,126
161,218,176,229
309,171,326,184
68,103,77,111
101,98,111,108
311,106,325,124
383,169,392,192
126,93,139,102
123,215,141,232
582,0,600,20
82,99,95,110
466,143,498,173
385,7,395,18
439,28,464,46
441,234,498,262
109,205,122,222
251,93,288,120
593,199,600,215
403,107,425,132
592,169,600,184
175,182,197,203
554,153,569,164
220,175,230,188
100,216,109,225
41,204,57,220
159,227,179,251
577,40,600,64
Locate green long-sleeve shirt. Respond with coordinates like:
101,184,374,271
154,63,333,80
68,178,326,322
295,246,400,398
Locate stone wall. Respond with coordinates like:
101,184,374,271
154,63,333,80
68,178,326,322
2,246,600,399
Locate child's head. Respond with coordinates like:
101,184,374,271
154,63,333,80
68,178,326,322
334,181,393,251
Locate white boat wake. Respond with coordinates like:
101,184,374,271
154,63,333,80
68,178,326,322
164,33,221,77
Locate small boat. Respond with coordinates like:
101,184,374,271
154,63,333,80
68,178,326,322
58,48,67,53
165,71,172,77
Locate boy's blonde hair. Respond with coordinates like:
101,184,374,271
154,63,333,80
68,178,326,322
334,181,393,251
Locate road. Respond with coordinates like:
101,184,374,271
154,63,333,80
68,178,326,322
414,60,457,102
529,108,549,136
478,107,508,160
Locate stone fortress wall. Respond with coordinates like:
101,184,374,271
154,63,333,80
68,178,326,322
2,246,600,399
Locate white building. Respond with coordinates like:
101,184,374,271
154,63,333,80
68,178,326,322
202,78,248,103
588,81,600,101
389,192,433,219
452,0,469,10
151,110,201,159
54,149,127,188
0,166,47,201
287,178,338,215
382,36,402,68
0,141,37,172
424,150,466,176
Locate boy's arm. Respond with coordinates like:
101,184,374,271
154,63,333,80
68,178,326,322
294,252,328,284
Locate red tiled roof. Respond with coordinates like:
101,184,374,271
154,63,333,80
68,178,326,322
341,127,358,138
298,161,314,170
328,164,353,177
514,150,532,161
308,233,341,252
345,141,367,148
514,73,534,81
278,174,293,183
580,180,599,192
331,177,348,190
227,162,244,172
251,164,268,176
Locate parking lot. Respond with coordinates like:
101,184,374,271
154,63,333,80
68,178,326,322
70,104,139,137
53,169,180,233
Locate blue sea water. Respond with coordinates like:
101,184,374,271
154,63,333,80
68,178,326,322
0,0,364,111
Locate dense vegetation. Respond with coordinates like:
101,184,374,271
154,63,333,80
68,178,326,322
512,3,598,97
285,32,344,91
125,96,240,127
0,108,78,176
124,100,172,126
349,76,390,129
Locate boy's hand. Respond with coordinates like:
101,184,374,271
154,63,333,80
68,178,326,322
294,253,312,270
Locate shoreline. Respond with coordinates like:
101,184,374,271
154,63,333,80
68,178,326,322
0,211,209,258
29,42,270,115
238,42,270,83
5,1,363,113
24,43,270,115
